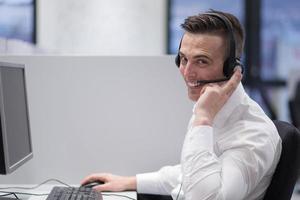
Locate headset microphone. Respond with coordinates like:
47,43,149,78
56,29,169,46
196,77,229,85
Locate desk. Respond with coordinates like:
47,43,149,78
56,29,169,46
0,185,136,200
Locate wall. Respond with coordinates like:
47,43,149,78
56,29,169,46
37,0,168,55
0,56,192,184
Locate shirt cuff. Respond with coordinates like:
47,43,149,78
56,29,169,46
136,172,165,194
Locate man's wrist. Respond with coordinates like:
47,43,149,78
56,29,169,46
193,116,212,126
126,176,137,191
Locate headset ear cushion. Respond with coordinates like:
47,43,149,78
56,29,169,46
223,58,244,78
175,54,180,67
223,58,231,77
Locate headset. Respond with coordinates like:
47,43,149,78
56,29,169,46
175,12,244,85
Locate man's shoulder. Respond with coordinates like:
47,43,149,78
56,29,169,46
217,99,280,151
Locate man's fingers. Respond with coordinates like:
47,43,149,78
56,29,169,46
81,173,107,185
222,66,242,96
81,176,93,185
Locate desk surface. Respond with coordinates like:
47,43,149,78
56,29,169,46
0,185,136,200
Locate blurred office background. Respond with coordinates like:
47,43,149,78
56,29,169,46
1,0,300,124
1,0,300,197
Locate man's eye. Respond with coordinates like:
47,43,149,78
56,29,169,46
180,57,188,65
197,59,208,65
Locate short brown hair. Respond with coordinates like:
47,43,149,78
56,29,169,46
181,10,244,59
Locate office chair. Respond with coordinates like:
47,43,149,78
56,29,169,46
289,81,300,129
263,120,300,200
138,121,300,200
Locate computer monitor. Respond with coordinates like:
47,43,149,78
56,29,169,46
0,61,33,175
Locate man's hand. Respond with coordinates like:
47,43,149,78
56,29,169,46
81,173,136,192
193,67,243,126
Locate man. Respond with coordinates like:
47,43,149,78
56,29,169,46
81,10,282,200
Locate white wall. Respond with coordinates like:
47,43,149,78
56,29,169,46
37,0,168,55
0,56,193,184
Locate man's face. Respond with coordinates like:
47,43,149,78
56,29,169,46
179,32,227,101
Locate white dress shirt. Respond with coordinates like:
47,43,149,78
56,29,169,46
136,83,282,200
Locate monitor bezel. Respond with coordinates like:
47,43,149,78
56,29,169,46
0,61,33,174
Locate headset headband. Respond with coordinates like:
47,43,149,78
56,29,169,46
204,12,236,69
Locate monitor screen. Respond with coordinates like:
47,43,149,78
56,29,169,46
0,62,32,174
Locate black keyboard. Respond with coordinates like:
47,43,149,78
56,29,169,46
46,186,103,200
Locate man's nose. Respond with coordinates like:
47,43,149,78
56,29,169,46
184,63,197,78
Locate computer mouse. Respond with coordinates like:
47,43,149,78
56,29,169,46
82,181,104,188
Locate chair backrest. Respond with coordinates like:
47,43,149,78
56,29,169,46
289,81,300,128
263,120,300,200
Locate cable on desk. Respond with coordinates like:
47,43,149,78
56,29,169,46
0,192,19,199
0,179,72,190
0,191,49,196
102,193,136,200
